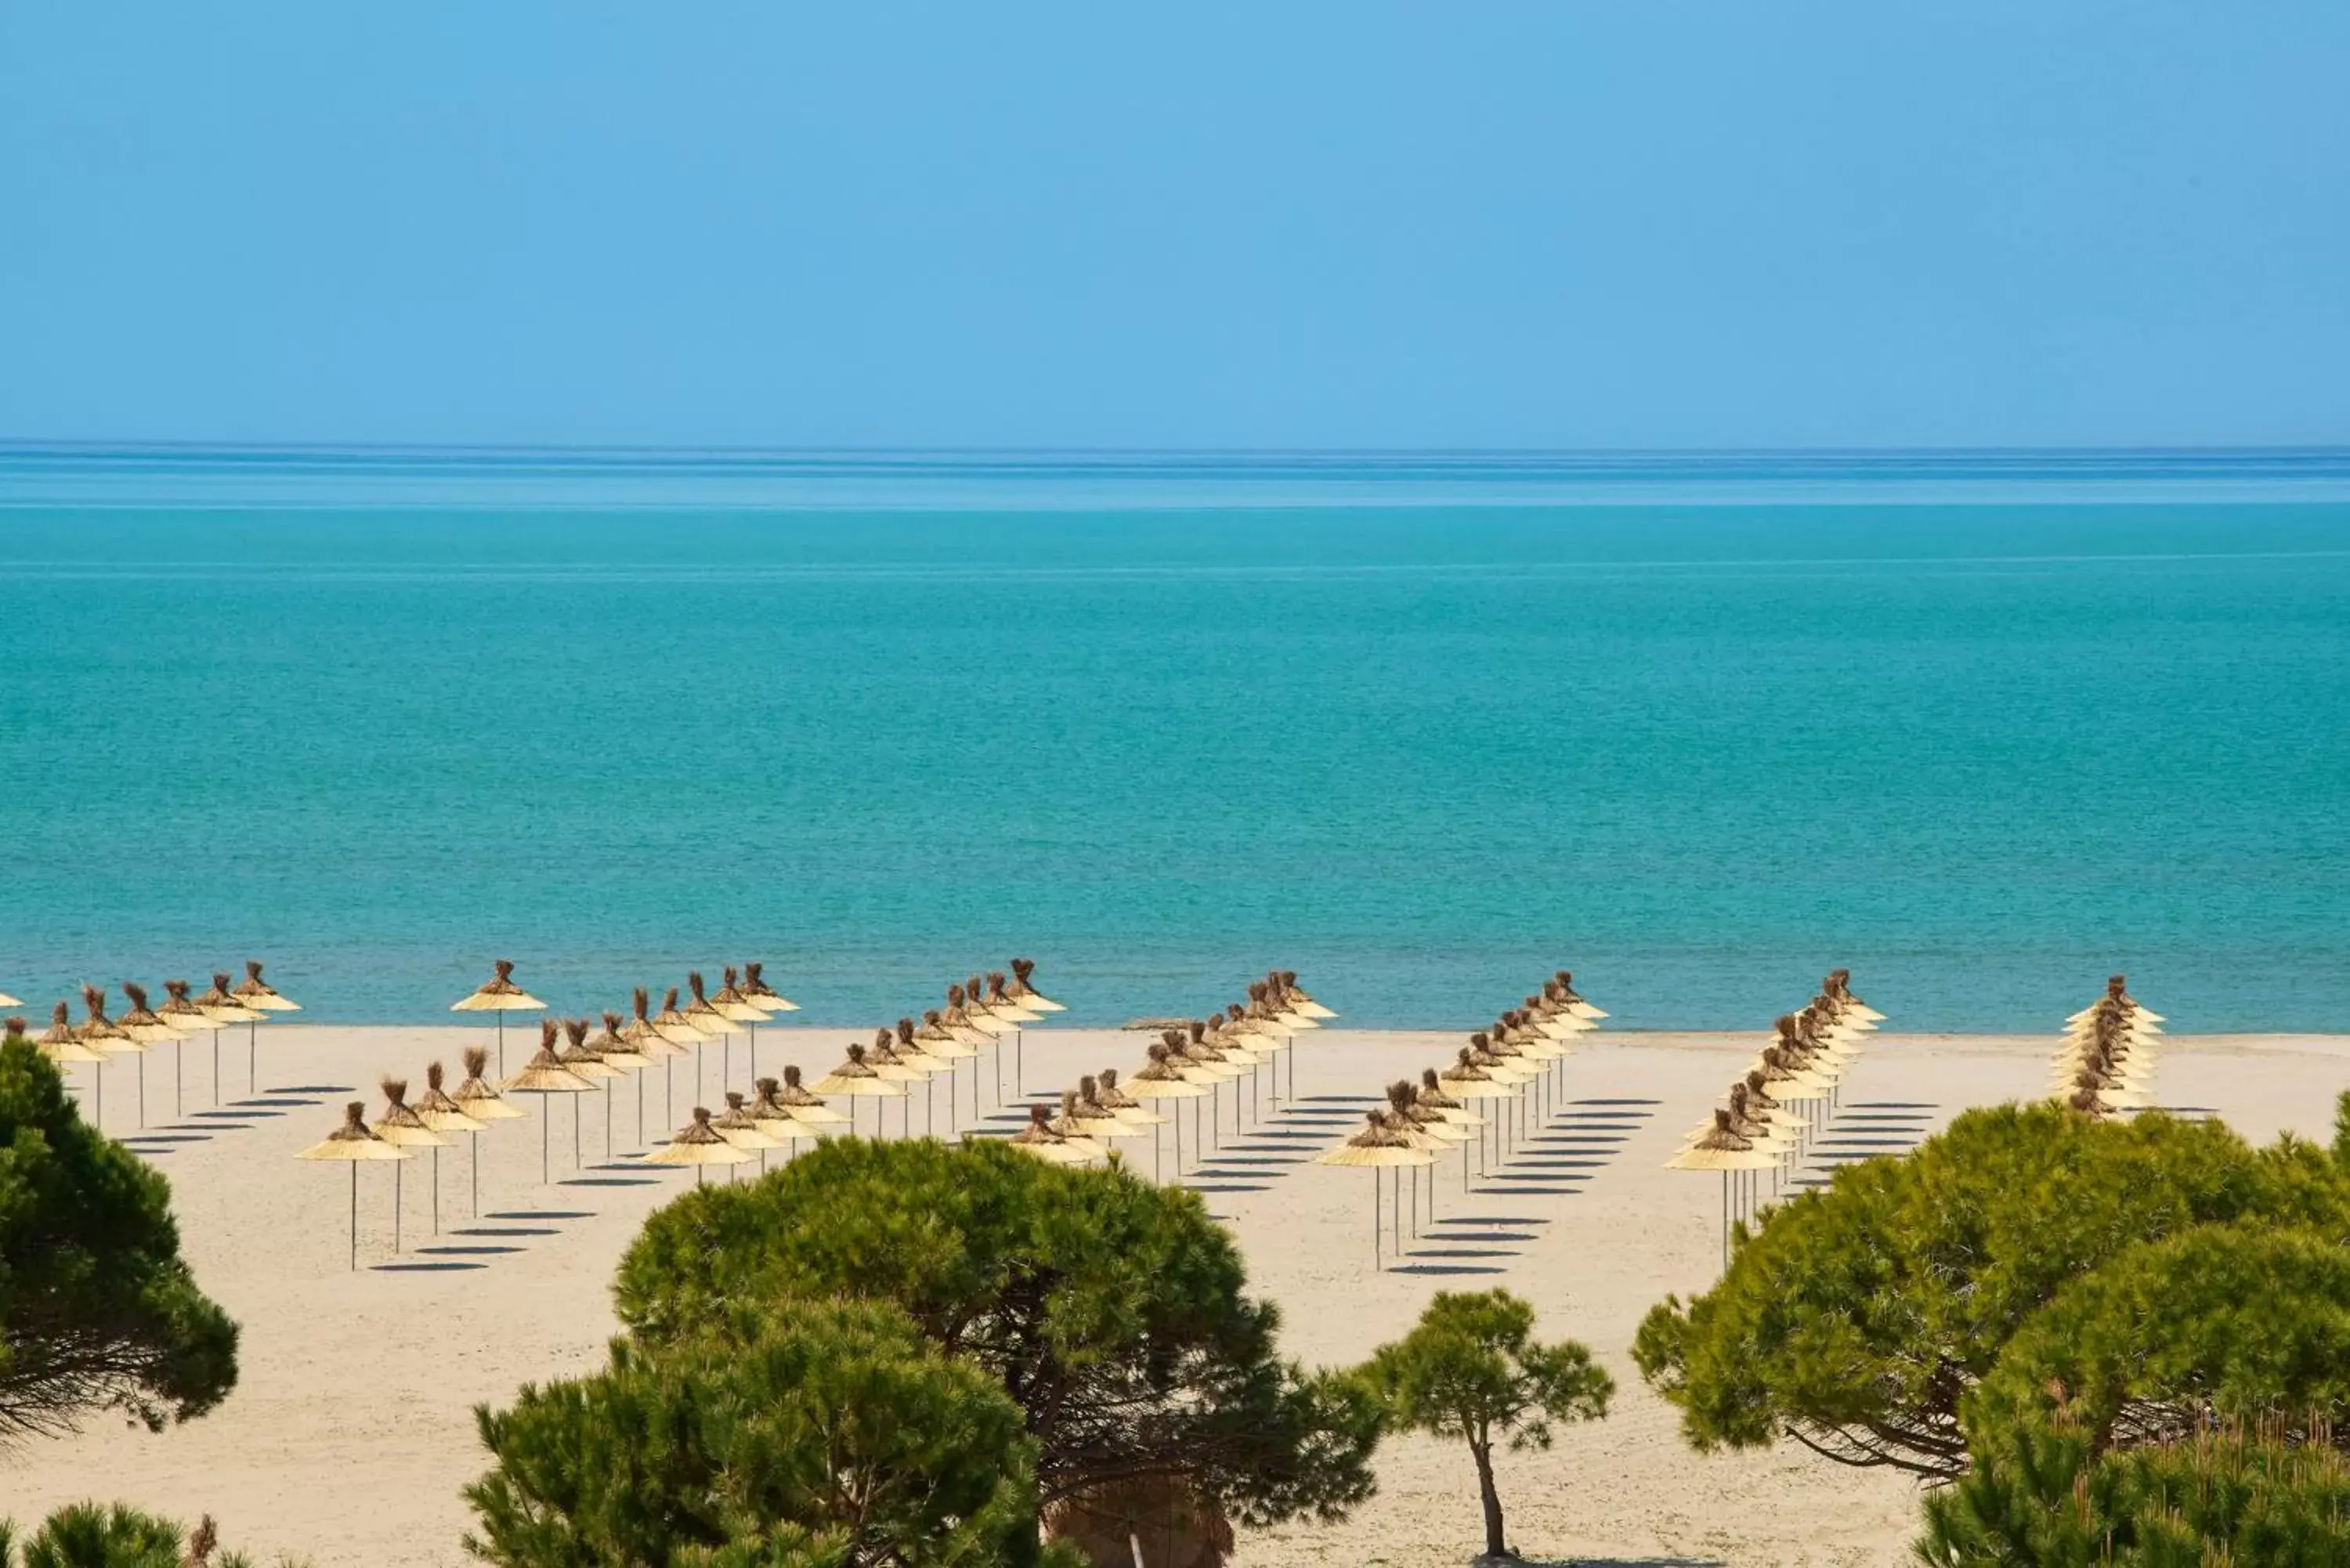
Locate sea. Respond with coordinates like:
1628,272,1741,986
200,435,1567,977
2,445,2347,1033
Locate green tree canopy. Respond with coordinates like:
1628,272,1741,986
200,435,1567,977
1965,1223,2350,1461
612,1136,1379,1525
1917,1417,2350,1566
0,1032,239,1439
466,1298,1052,1568
1355,1289,1612,1562
1,1503,299,1568
1631,1102,2350,1477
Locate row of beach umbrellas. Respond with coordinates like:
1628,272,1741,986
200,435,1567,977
1315,970,1606,1270
1007,970,1337,1175
12,963,299,1129
799,961,1070,1140
291,957,1068,1266
1667,970,1882,1267
2054,974,2164,1117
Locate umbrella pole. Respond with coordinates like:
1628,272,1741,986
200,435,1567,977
249,1020,257,1095
605,1082,613,1160
723,1035,731,1097
1154,1121,1162,1182
175,1039,183,1118
497,1012,504,1077
212,1029,220,1106
472,1129,480,1218
574,1093,584,1169
350,1162,358,1271
748,1024,757,1089
432,1145,440,1235
696,1042,705,1107
540,1097,549,1186
666,1055,674,1129
95,1059,103,1131
1016,1030,1023,1097
1374,1172,1382,1271
638,1070,645,1149
393,1161,403,1254
1174,1102,1183,1172
138,1053,146,1127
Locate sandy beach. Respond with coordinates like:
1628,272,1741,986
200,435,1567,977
7,1024,2346,1566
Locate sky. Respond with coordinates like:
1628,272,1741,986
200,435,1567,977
2,3,2345,451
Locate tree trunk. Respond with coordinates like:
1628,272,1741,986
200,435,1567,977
1471,1435,1506,1559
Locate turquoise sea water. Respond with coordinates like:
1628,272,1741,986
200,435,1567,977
2,447,2348,1031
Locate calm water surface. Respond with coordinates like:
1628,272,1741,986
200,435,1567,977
2,450,2346,1030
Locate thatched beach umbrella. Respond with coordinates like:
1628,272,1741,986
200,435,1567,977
618,987,689,1130
191,972,262,1107
866,1028,932,1139
1122,1042,1209,1180
555,1017,620,1167
1042,1089,1110,1164
912,1010,980,1129
1007,1102,1090,1165
297,1102,410,1270
710,1092,784,1180
653,985,715,1115
450,1045,524,1216
0,988,18,1009
73,986,142,1131
1668,1110,1784,1269
710,967,773,1090
1005,957,1064,1013
1315,1111,1434,1271
34,1003,106,1130
1068,1076,1147,1147
371,1078,449,1252
1389,1078,1469,1233
590,1009,656,1154
451,959,545,1076
682,973,734,1101
503,1019,594,1184
154,980,213,1115
229,961,298,1095
115,981,183,1129
739,961,799,1015
773,1064,848,1127
644,1106,751,1184
813,1041,906,1136
747,1076,826,1171
413,1061,486,1234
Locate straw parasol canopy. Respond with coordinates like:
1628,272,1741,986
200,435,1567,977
37,1003,105,1064
302,1101,410,1162
653,986,714,1047
1387,1080,1470,1143
414,1063,488,1133
774,1065,849,1125
1006,957,1063,1012
620,988,688,1057
555,1017,620,1082
912,1011,979,1060
1418,1068,1486,1126
957,977,1020,1037
191,972,262,1024
452,959,544,1014
863,1030,928,1083
506,1020,593,1093
297,1101,410,1269
1007,1102,1092,1165
710,1091,784,1150
739,961,799,1013
749,1077,827,1140
233,959,299,1013
75,987,142,1056
115,983,184,1045
156,979,212,1035
0,989,19,1010
1268,969,1336,1020
710,967,772,1024
372,1078,449,1149
591,1010,656,1070
451,1046,526,1120
815,1042,906,1097
644,1107,753,1172
1125,1042,1212,1100
682,972,733,1038
1316,1111,1435,1169
1093,1068,1166,1126
1666,1111,1783,1171
984,972,1041,1023
1044,1089,1112,1155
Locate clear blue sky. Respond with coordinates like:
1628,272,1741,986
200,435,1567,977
3,3,2345,450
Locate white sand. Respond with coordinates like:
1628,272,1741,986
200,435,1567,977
7,1024,2345,1567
